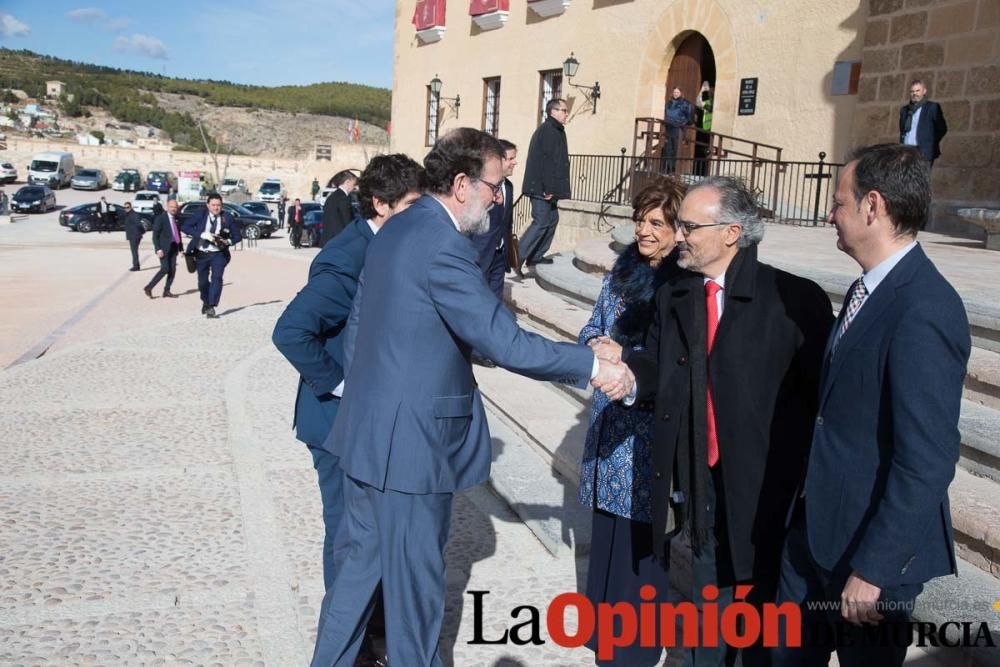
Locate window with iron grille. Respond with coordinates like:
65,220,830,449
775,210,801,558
425,86,440,146
482,77,501,137
538,69,563,125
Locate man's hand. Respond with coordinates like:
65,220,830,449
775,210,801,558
542,193,554,201
156,249,164,258
841,571,883,626
592,357,634,401
588,336,623,363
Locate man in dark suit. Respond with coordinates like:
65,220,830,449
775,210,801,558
143,198,182,299
273,154,423,667
277,195,287,230
774,145,971,667
518,98,571,269
899,79,947,166
320,170,358,247
123,202,145,271
470,139,517,301
310,128,628,667
288,197,305,248
181,192,241,318
616,176,833,667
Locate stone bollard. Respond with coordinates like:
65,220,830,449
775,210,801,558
957,208,1000,251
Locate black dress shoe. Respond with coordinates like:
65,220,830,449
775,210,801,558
205,306,218,318
534,257,554,265
162,290,178,298
353,652,387,667
143,286,153,299
201,304,208,315
129,267,140,272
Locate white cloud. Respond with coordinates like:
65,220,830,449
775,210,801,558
67,8,107,22
108,18,131,32
0,13,30,38
114,34,168,60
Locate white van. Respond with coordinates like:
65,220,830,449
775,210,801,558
27,151,75,188
257,178,285,203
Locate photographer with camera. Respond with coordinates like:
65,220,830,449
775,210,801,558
182,193,241,319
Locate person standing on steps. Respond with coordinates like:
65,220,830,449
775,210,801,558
518,98,571,271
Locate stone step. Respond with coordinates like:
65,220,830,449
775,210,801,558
611,223,633,251
504,275,591,342
959,401,1000,483
531,252,602,307
478,366,593,560
573,237,617,275
950,467,1000,581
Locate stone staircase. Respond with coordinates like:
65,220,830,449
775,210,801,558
481,222,1000,666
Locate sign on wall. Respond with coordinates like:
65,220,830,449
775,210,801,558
739,77,758,116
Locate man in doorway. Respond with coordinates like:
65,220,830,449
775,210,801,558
518,99,570,271
320,169,358,247
899,79,947,167
144,198,182,299
662,87,694,174
182,193,241,318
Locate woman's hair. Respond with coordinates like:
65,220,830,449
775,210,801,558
631,176,686,225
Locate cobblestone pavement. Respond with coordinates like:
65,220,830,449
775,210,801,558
0,208,951,666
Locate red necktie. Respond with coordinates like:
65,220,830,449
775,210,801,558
296,208,302,224
705,281,721,467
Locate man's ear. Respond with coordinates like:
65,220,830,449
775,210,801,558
724,223,742,247
372,196,390,218
452,173,470,204
865,190,883,224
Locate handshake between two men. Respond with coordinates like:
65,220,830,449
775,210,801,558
589,336,634,402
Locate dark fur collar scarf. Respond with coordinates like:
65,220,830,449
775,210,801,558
608,243,679,347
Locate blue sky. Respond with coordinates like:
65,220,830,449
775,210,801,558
0,1,395,89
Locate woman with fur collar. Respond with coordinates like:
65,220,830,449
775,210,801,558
578,177,686,666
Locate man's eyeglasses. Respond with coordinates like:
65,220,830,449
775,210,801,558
476,179,504,199
674,221,734,234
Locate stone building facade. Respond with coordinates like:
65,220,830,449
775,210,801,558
851,0,999,232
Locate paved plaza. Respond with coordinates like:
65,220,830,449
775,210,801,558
0,191,975,665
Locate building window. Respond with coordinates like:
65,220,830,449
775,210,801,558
483,77,501,136
538,69,563,125
425,85,440,146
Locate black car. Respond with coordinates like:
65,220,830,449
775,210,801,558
176,201,277,240
58,202,151,233
241,200,272,218
11,185,57,213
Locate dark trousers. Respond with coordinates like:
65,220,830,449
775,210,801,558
585,510,670,667
307,444,347,590
146,244,179,292
772,510,921,667
311,477,452,667
519,197,559,265
683,468,772,667
128,237,141,269
484,246,506,300
660,126,682,173
195,251,228,307
290,224,303,248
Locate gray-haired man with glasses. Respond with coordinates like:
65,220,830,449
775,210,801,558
594,176,833,666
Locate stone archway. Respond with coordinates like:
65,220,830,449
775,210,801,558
634,0,738,137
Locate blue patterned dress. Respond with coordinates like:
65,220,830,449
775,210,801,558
578,278,656,522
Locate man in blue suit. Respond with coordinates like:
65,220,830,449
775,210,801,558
774,144,971,666
310,128,631,667
899,79,947,167
272,154,423,585
470,138,517,301
181,193,241,318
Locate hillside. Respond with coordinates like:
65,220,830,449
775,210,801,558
0,48,391,154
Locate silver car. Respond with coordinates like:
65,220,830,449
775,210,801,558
71,168,109,190
0,161,16,184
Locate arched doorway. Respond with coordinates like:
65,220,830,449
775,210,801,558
664,32,716,174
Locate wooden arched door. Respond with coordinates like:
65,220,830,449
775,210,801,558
664,33,710,173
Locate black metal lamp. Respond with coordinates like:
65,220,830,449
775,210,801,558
429,74,461,117
562,53,600,114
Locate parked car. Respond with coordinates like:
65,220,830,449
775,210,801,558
70,168,109,190
219,177,248,196
256,178,285,203
113,168,142,192
0,161,17,184
176,201,277,240
11,185,57,213
132,190,163,216
292,208,325,247
145,170,177,194
241,200,272,218
59,202,124,232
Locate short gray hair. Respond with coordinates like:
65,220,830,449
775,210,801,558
688,176,764,247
